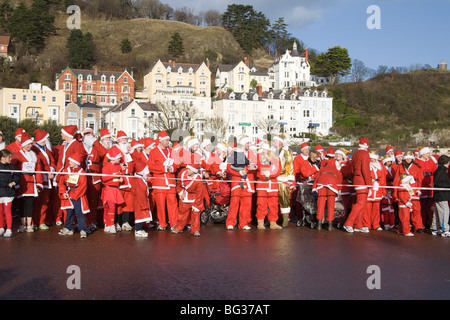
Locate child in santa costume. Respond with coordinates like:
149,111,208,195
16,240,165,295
395,173,416,236
0,149,20,237
171,164,204,236
255,143,282,230
101,146,125,233
364,151,386,231
416,147,438,229
381,188,395,230
58,152,90,238
11,132,43,233
131,160,153,238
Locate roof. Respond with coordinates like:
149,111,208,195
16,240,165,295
57,67,134,81
0,36,10,46
80,102,102,109
110,101,160,113
148,60,210,74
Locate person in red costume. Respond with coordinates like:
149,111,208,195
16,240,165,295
343,137,372,233
255,143,282,230
101,146,125,233
6,128,25,155
364,151,386,231
131,160,153,238
58,152,90,238
393,151,424,233
395,173,416,237
147,131,178,230
171,163,204,236
416,147,438,229
32,129,56,230
225,135,257,230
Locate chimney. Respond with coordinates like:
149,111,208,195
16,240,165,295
292,85,297,94
172,60,176,67
256,83,262,96
244,57,249,66
94,68,98,75
304,47,309,63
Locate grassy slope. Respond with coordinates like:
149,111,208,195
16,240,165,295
327,69,450,146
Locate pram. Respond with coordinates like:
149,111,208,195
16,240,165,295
200,177,230,225
296,182,346,229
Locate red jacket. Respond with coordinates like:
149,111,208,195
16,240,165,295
416,157,437,197
59,166,90,214
11,149,43,197
56,140,87,182
393,163,423,201
351,149,372,192
32,144,56,190
176,168,204,213
147,146,178,191
227,149,257,193
368,163,386,201
294,154,319,182
85,140,107,185
256,153,282,193
313,164,343,195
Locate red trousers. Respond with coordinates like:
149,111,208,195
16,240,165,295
398,206,412,234
174,202,200,234
103,200,116,227
365,200,381,229
411,200,423,231
226,187,253,229
118,188,134,214
316,188,336,222
153,190,178,228
256,191,279,222
0,201,13,230
345,191,368,229
33,188,52,226
420,197,434,227
382,206,395,227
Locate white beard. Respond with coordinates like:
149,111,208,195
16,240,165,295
118,142,130,154
371,161,381,171
24,150,37,163
102,140,113,150
83,136,96,153
45,139,52,152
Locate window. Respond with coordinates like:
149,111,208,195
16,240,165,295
78,74,83,82
131,108,135,117
52,97,57,103
42,96,46,102
87,75,92,82
110,76,115,83
124,77,128,83
65,74,71,80
86,113,95,118
101,75,106,83
12,94,16,100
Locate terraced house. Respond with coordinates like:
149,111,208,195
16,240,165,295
55,67,135,108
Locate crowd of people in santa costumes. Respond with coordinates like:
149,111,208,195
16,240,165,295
0,124,449,240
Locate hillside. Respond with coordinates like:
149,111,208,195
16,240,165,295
327,69,450,147
35,12,275,89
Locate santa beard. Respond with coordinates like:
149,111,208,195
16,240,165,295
101,139,113,150
83,135,96,153
370,161,381,171
118,141,130,154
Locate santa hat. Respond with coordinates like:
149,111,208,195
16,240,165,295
100,128,111,140
201,139,211,149
106,146,122,161
131,139,144,150
315,144,323,152
255,138,264,147
385,145,394,154
238,135,251,146
326,146,335,157
158,131,170,141
419,147,431,156
172,142,181,151
144,138,156,149
216,141,228,153
401,174,414,185
61,125,78,138
369,150,379,160
116,130,128,141
382,154,394,164
273,134,286,146
359,137,369,149
403,151,415,160
300,142,309,151
186,163,200,174
34,129,49,144
82,127,94,135
394,150,403,158
187,137,200,149
335,148,347,159
15,128,25,140
21,132,34,147
68,152,83,166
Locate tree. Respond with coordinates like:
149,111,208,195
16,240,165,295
7,0,56,53
67,29,96,69
167,32,184,58
313,46,352,85
351,59,369,82
221,4,270,54
120,38,132,54
268,17,291,57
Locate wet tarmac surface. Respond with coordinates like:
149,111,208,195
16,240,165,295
1,218,450,301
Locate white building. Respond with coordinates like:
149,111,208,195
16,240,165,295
213,87,333,144
268,43,316,90
103,100,162,140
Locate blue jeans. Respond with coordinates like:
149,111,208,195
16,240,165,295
66,198,87,232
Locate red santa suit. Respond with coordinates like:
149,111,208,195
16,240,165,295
147,131,178,229
31,129,56,227
12,149,43,198
416,147,438,228
255,150,282,223
313,163,343,223
58,166,90,215
56,126,87,179
6,128,25,155
381,193,395,229
365,157,386,230
344,138,372,231
205,144,231,206
225,136,257,230
172,166,204,235
131,160,152,225
396,175,416,235
393,154,423,232
101,146,125,228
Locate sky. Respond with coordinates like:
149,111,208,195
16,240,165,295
162,0,450,70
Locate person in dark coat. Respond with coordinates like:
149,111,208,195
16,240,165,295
431,155,450,237
0,149,21,237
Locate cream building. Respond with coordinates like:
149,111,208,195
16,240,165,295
0,83,65,125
